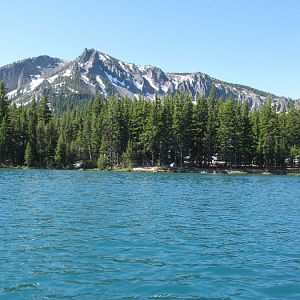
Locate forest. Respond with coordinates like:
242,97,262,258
0,81,299,170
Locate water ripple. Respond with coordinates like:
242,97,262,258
0,170,299,299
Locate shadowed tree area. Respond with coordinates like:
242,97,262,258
0,81,299,170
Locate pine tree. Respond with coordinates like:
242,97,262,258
250,111,262,166
90,97,104,166
26,99,38,166
275,110,287,168
0,114,11,164
0,81,11,164
100,97,122,167
122,139,134,169
285,103,300,166
181,94,193,165
206,86,219,165
171,94,185,166
44,120,57,167
141,97,161,166
97,154,108,170
159,96,173,166
25,142,34,167
54,133,67,167
218,98,237,167
38,95,52,125
258,99,277,169
236,101,253,166
191,95,208,166
129,98,147,165
0,81,9,122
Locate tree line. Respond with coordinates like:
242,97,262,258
0,81,299,170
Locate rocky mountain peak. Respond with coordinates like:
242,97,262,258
0,49,298,112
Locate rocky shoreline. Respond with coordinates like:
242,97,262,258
1,165,299,175
131,166,300,175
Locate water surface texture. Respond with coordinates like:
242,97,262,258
0,170,299,299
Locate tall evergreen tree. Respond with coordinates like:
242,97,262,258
0,81,10,164
206,86,219,165
54,133,67,167
218,98,237,167
258,99,277,169
191,95,208,166
236,101,253,166
26,98,38,166
141,97,161,165
25,142,34,167
0,81,9,122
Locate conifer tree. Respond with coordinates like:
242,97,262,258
236,101,253,166
218,98,237,167
258,99,277,169
206,86,219,165
100,98,122,167
0,81,10,164
141,97,161,165
129,98,147,165
26,98,38,166
38,95,52,125
25,142,34,167
191,95,208,166
159,96,173,166
122,139,134,169
54,133,67,167
171,94,185,166
0,81,9,123
0,114,11,164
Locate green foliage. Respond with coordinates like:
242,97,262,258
206,86,219,164
25,142,34,167
97,154,108,170
218,98,237,166
54,134,66,167
258,99,278,169
122,139,134,169
192,95,208,166
0,81,299,170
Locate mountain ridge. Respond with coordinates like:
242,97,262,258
0,48,298,112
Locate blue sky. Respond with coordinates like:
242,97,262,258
1,0,299,98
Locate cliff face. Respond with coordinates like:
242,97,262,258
0,56,64,90
0,48,298,111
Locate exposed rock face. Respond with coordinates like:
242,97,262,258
0,48,298,111
0,56,64,90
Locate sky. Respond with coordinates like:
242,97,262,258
1,0,299,99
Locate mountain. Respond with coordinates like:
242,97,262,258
0,48,298,112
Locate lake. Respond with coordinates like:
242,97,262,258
0,170,299,299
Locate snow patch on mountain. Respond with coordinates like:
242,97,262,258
99,53,110,62
29,75,44,91
133,78,143,91
143,74,159,91
81,74,90,84
105,71,126,86
96,76,107,96
0,48,298,112
7,89,18,98
161,84,169,93
48,74,59,84
62,69,72,77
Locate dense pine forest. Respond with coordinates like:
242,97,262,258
0,81,299,170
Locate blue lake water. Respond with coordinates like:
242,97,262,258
0,169,299,299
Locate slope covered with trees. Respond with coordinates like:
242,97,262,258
0,81,299,171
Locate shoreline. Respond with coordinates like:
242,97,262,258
1,165,299,176
131,166,300,176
